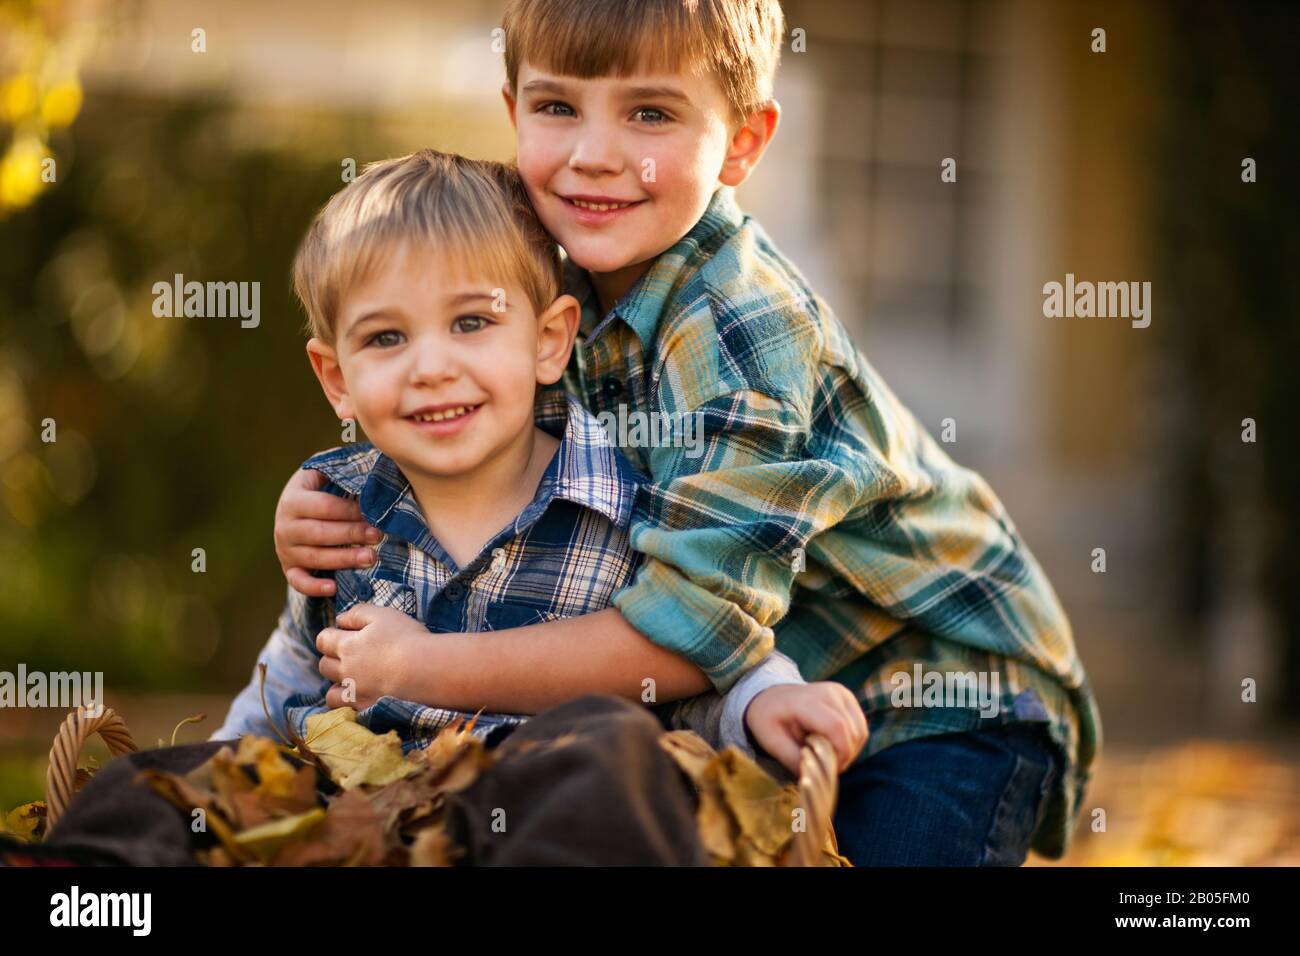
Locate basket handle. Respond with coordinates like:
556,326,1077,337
785,732,841,866
45,707,138,830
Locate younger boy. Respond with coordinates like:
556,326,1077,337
274,0,1101,865
214,148,867,773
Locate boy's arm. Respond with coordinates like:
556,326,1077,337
394,605,712,713
210,585,330,741
395,390,846,711
609,388,856,692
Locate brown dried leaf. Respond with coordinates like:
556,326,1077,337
270,789,393,866
136,766,254,864
409,825,460,867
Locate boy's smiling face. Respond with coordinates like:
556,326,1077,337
505,61,778,309
307,241,576,483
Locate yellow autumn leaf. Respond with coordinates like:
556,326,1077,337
231,808,326,863
235,734,301,798
1,801,46,842
713,748,798,858
303,708,419,790
696,784,738,863
658,730,716,785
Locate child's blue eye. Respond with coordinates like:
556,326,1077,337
368,330,404,348
538,101,575,118
634,107,670,124
454,315,490,333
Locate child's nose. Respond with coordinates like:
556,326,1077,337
568,125,624,176
408,342,458,384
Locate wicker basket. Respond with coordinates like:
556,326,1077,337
44,707,138,829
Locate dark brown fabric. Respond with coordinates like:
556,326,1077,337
35,694,706,866
444,694,708,865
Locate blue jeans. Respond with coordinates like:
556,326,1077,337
831,722,1061,866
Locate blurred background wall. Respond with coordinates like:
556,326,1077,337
1,0,1297,859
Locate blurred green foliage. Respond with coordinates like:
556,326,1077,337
0,92,385,691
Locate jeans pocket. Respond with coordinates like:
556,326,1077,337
979,727,1058,866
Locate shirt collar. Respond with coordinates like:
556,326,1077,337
564,185,745,350
303,390,641,543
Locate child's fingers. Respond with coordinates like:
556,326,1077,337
286,567,335,597
282,544,376,572
287,491,366,524
801,704,866,771
763,728,804,776
286,517,380,548
291,468,326,492
317,653,342,683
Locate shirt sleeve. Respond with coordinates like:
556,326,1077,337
660,649,805,766
210,585,331,741
612,388,859,693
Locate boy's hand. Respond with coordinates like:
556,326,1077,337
316,603,428,710
275,469,381,597
743,682,868,775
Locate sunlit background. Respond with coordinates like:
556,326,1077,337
1,0,1297,864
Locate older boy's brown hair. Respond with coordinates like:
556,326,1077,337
293,149,561,344
502,0,785,124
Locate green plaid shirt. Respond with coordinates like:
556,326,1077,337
553,186,1102,858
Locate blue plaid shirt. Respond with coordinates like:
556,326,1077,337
213,390,801,755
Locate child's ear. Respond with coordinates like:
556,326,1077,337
306,338,357,421
719,100,781,188
501,82,518,129
535,295,580,385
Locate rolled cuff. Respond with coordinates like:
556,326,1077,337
612,555,775,693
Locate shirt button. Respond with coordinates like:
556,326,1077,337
602,377,623,399
444,581,465,601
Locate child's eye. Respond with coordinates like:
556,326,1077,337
367,330,404,348
537,101,576,118
453,315,491,333
633,107,671,125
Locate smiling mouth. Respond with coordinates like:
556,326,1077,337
563,197,643,212
407,403,483,423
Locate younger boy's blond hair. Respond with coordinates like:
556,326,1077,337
502,0,785,124
292,149,561,344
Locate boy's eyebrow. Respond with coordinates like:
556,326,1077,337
344,310,394,339
444,291,497,307
520,78,571,97
345,292,497,337
521,78,694,109
621,85,694,109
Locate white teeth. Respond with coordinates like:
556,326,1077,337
412,405,476,422
570,198,634,211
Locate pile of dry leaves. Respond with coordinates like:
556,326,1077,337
2,691,849,866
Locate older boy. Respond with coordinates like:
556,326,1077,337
215,148,867,772
275,0,1101,865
